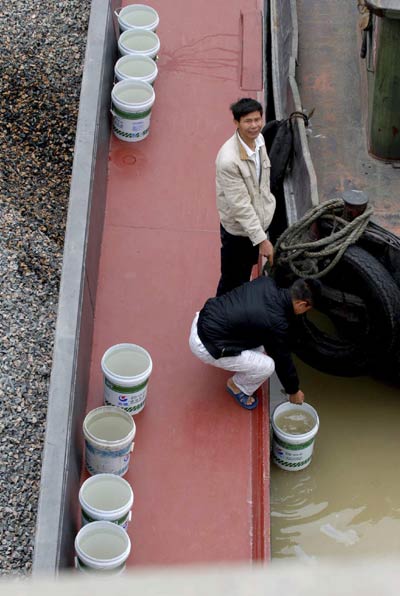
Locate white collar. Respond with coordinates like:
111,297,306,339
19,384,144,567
237,132,265,157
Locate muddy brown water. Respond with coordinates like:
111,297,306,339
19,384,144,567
270,358,400,559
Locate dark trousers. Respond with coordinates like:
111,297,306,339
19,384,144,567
216,225,259,296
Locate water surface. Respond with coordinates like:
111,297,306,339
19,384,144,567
271,359,400,559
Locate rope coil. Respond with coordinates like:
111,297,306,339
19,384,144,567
273,198,373,279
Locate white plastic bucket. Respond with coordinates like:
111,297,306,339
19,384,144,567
116,4,159,33
79,474,134,530
83,406,136,476
111,79,155,142
118,29,160,60
75,520,131,574
271,402,319,471
101,343,153,415
114,54,158,85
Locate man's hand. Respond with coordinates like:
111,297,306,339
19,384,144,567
259,239,274,267
289,390,304,405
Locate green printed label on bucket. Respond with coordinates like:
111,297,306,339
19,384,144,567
112,105,152,119
82,509,130,529
272,435,315,470
113,124,150,141
112,111,152,140
101,343,153,413
105,377,148,394
272,454,312,470
104,398,145,414
273,434,316,451
111,80,155,143
271,402,319,472
104,377,148,411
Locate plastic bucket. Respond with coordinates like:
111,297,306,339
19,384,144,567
118,29,160,60
111,79,155,142
83,406,136,476
75,520,131,574
79,474,134,530
101,343,153,415
114,54,158,85
116,4,159,33
271,402,319,471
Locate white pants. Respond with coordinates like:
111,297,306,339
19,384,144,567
189,313,275,396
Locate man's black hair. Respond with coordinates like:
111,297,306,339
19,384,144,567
290,278,322,307
230,98,263,121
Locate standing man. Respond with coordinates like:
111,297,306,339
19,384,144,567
216,97,276,296
189,276,320,409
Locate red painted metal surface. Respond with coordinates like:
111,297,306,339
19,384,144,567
83,0,270,566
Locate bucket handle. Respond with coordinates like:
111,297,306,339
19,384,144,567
114,8,122,17
130,442,135,452
128,511,132,522
74,557,79,569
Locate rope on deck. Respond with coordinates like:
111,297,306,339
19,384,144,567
273,198,374,279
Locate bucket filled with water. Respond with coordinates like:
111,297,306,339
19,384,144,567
118,29,160,60
116,4,159,33
114,54,158,85
83,406,136,476
79,473,134,529
75,520,131,574
271,402,319,471
101,343,153,414
111,79,155,142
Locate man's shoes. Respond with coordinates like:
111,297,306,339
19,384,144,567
226,382,258,410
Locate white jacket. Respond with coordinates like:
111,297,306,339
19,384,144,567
216,132,276,246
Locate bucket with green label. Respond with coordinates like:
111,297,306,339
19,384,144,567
111,79,155,142
79,474,134,530
271,402,319,471
101,343,153,414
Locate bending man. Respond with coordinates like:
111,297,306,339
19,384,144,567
189,276,319,409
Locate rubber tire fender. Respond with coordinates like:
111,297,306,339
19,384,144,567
293,245,400,377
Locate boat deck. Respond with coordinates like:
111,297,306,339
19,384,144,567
296,0,400,236
82,0,271,566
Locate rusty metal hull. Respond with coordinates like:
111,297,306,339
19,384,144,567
296,0,400,236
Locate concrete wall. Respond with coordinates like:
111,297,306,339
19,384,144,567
33,0,119,574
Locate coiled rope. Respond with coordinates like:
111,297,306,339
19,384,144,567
273,198,374,279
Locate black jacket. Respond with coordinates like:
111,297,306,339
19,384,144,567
197,276,300,394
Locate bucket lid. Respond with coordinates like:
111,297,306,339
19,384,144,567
118,29,160,55
75,521,131,569
272,401,319,443
101,342,153,385
115,54,158,81
79,474,134,518
111,79,155,115
83,406,136,447
118,4,159,30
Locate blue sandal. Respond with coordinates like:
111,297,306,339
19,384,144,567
226,384,258,410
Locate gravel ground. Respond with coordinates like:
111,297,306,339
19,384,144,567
0,1,91,575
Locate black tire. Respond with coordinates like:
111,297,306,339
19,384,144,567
293,245,400,376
